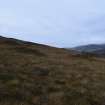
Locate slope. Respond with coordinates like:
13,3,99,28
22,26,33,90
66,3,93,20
72,44,105,56
0,36,105,105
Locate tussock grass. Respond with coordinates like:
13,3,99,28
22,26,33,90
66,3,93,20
0,36,105,105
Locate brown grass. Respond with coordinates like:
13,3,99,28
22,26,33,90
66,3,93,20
0,36,105,105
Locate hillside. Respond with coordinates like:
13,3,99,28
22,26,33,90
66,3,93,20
1,36,105,105
72,44,105,56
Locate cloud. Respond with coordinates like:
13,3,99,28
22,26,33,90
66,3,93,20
0,0,105,47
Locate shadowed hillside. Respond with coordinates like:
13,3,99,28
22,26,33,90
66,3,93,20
1,36,105,105
72,44,105,57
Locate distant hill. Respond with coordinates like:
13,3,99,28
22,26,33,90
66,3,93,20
1,36,105,105
72,44,105,56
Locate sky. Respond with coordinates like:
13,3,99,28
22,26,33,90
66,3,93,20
0,0,105,47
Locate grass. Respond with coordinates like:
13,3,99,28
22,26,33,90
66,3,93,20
0,36,105,105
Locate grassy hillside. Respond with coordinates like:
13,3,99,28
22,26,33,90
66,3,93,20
0,36,105,105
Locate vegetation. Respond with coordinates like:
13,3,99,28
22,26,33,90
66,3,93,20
0,36,105,105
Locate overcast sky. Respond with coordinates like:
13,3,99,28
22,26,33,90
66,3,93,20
0,0,105,47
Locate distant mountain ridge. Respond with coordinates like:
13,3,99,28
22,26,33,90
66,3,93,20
71,44,105,56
